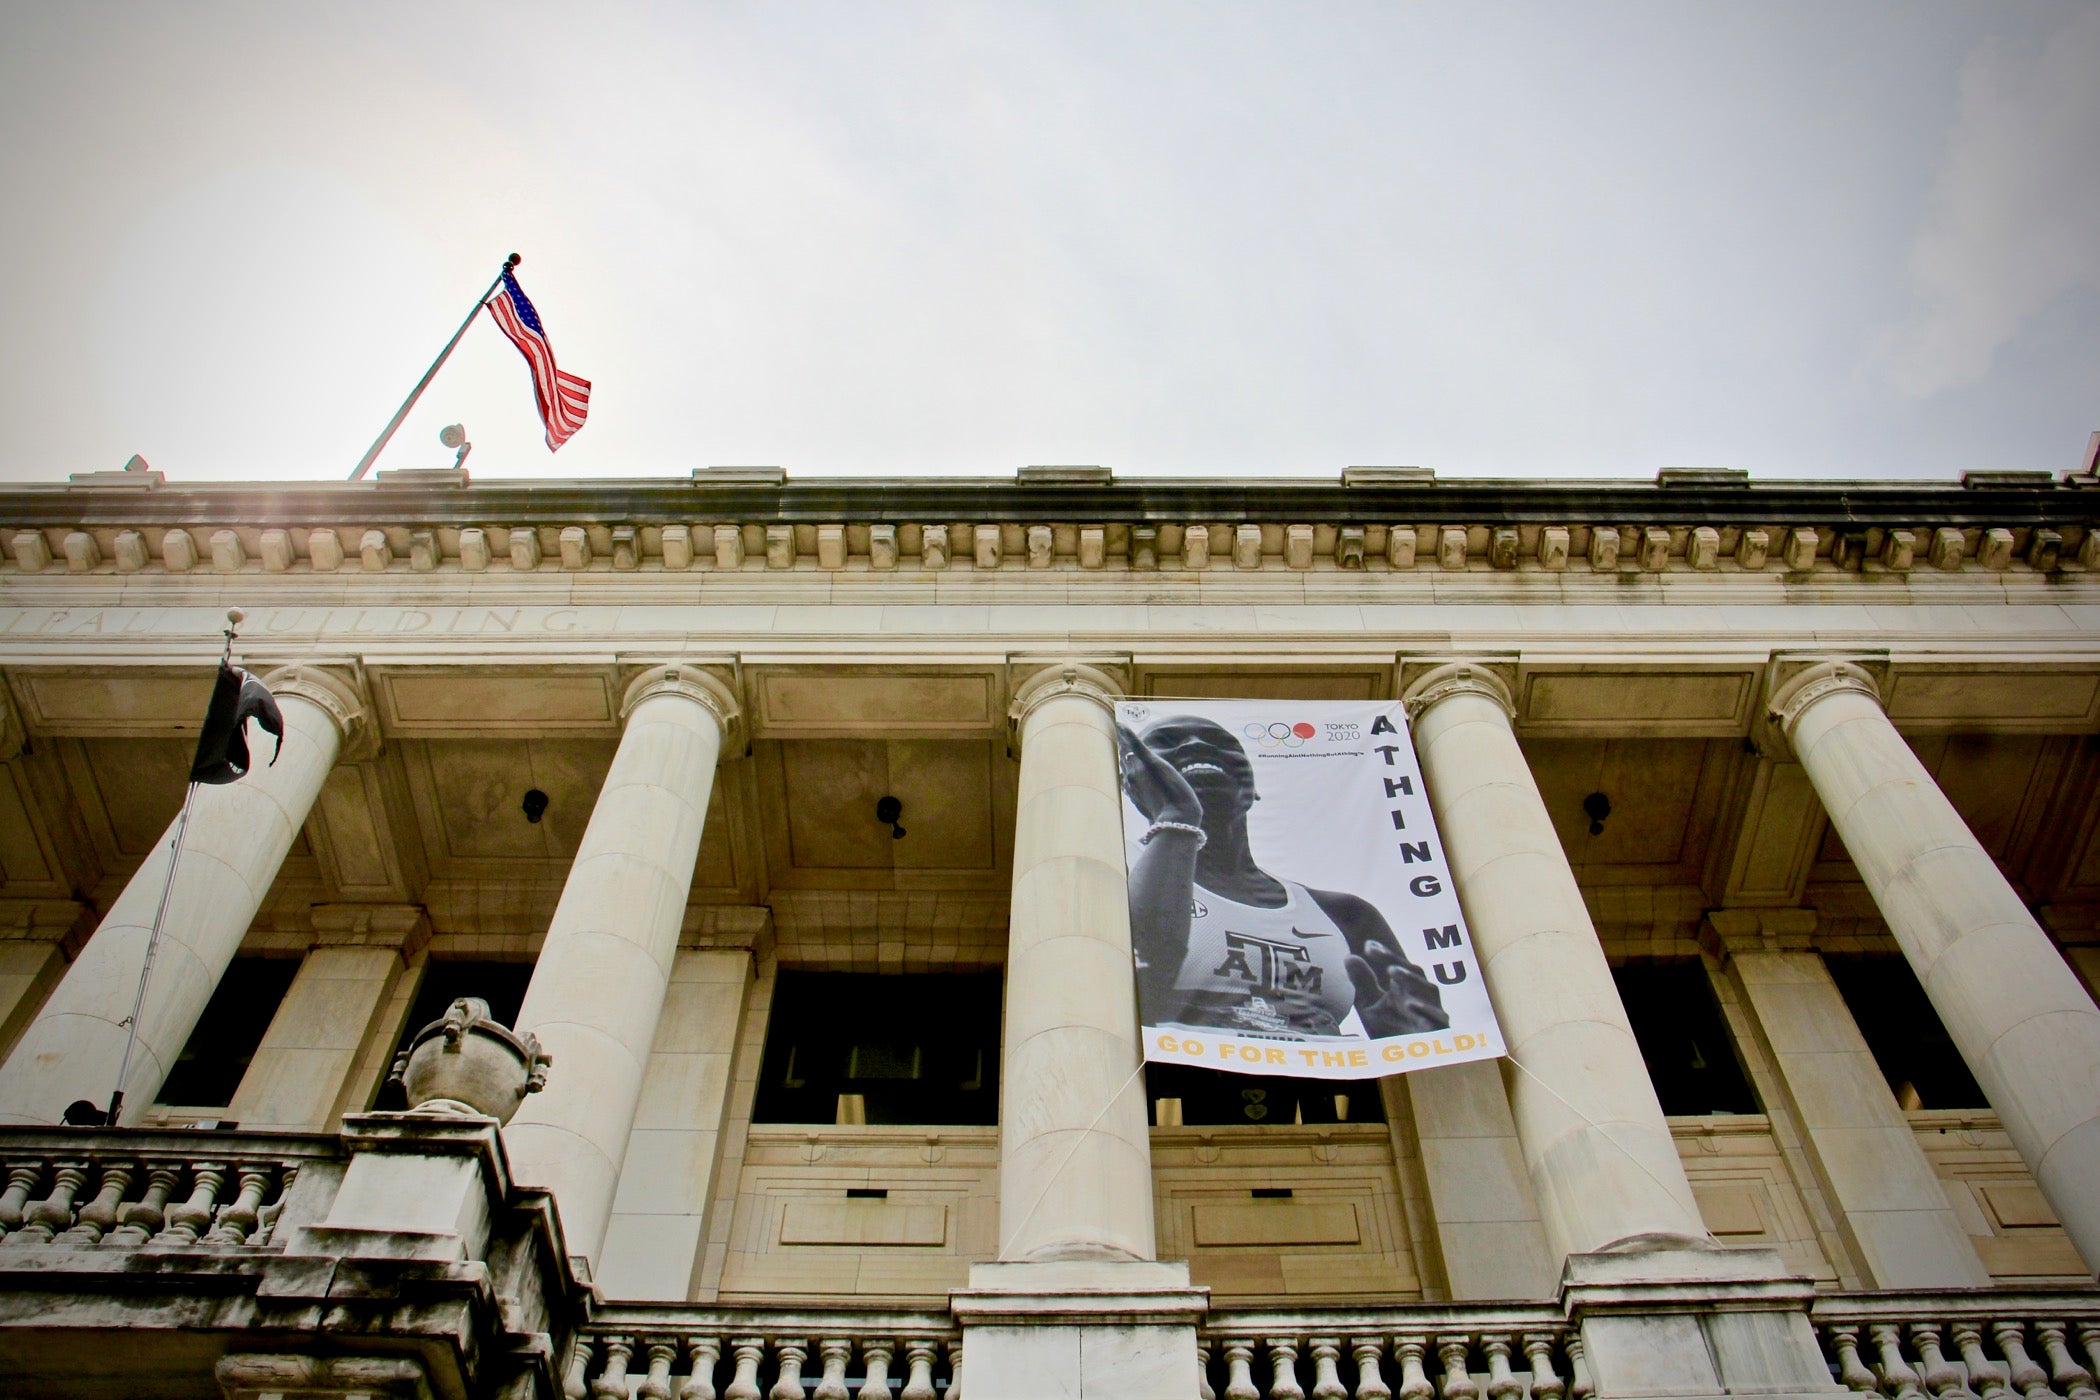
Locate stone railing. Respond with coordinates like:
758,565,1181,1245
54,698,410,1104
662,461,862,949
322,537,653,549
1200,1304,1581,1400
1813,1292,2100,1400
573,1307,963,1399
0,1128,338,1250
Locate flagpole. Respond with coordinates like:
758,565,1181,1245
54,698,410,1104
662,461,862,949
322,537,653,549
104,610,242,1127
347,253,521,482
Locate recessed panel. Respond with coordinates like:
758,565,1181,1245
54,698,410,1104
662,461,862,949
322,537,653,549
20,674,212,736
1520,670,1754,736
1141,670,1387,702
1522,738,1708,869
379,672,617,733
83,739,191,856
756,672,997,736
1887,669,2100,730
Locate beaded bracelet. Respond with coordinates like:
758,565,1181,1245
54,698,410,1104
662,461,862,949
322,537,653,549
1140,820,1207,850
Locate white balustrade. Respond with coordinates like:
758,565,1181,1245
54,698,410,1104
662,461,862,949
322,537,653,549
1199,1313,1578,1400
0,1135,319,1251
574,1320,960,1400
1818,1299,2100,1400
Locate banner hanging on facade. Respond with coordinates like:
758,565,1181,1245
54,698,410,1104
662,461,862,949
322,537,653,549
1115,699,1505,1080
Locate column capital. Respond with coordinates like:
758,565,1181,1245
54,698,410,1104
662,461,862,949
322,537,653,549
619,664,743,755
1400,659,1517,722
260,663,374,760
1697,908,1819,962
307,903,432,957
1007,660,1126,740
1766,658,1883,740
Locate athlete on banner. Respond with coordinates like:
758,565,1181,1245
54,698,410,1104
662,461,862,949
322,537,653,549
1118,714,1450,1041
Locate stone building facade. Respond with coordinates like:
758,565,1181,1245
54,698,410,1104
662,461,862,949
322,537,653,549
0,461,2095,1398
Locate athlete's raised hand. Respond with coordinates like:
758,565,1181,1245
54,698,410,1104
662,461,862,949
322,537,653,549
1118,722,1203,827
1346,942,1450,1037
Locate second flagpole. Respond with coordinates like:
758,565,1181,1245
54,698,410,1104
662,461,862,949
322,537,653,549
347,253,520,482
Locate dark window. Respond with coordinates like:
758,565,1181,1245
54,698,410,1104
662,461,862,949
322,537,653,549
156,956,300,1108
1612,962,1759,1116
373,960,535,1110
1826,955,1988,1110
1143,1062,1386,1127
392,959,534,1051
753,972,1001,1126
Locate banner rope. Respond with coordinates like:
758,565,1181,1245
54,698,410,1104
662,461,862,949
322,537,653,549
1502,1052,1698,1214
998,1060,1149,1260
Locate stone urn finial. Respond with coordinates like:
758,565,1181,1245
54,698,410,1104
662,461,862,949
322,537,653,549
385,997,552,1123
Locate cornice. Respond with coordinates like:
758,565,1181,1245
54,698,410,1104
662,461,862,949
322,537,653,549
3,516,2094,585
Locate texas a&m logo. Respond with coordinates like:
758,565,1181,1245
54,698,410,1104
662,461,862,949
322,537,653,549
1212,930,1324,993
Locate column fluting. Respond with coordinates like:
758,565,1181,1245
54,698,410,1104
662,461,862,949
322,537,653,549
997,663,1156,1263
0,665,357,1125
1402,661,1708,1263
504,665,735,1265
1772,659,2100,1272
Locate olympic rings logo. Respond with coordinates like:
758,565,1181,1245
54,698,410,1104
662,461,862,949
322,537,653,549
1243,720,1318,748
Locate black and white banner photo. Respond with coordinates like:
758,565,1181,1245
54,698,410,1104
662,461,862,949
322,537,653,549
1115,699,1505,1080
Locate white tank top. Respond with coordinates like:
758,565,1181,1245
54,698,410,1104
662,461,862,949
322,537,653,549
1167,879,1357,1037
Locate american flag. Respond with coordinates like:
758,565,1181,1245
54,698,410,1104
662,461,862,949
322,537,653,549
487,269,591,450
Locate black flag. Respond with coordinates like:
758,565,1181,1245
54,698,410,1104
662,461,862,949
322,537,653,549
189,663,284,784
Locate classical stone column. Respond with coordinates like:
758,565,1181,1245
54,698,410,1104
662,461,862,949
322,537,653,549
1401,662,1708,1262
997,663,1156,1263
504,665,738,1266
1771,659,2100,1272
0,665,360,1125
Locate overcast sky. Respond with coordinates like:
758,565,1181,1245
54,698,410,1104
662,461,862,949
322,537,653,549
2,2,2095,484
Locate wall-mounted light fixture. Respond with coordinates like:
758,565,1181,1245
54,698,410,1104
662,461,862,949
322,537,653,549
1583,791,1611,836
875,795,906,840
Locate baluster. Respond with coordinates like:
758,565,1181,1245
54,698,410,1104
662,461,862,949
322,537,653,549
253,1163,298,1247
203,1163,273,1245
1483,1337,1525,1400
855,1340,892,1400
639,1339,680,1400
1224,1341,1261,1400
679,1336,722,1400
63,1161,135,1243
1268,1338,1306,1400
811,1340,851,1400
899,1341,938,1400
593,1336,635,1400
1309,1338,1347,1400
1523,1335,1564,1400
1394,1338,1435,1400
0,1161,43,1235
1564,1335,1592,1400
18,1161,89,1243
156,1163,228,1247
1196,1339,1215,1400
1953,1324,2014,1400
947,1337,963,1400
1353,1337,1393,1400
1874,1323,1926,1400
2080,1332,2100,1393
1438,1338,1480,1400
1914,1325,1977,1400
110,1162,180,1246
1829,1327,1882,1396
565,1337,594,1400
769,1340,809,1400
1995,1324,2063,1400
725,1338,767,1400
2035,1326,2096,1400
